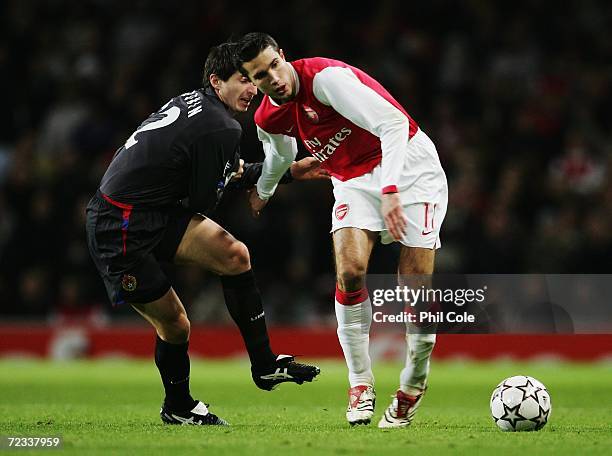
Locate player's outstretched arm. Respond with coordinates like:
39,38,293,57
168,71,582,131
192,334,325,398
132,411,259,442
289,157,330,181
312,67,410,239
228,157,329,191
256,127,298,200
247,157,329,217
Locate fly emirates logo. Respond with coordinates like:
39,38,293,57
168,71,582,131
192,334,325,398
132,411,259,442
303,127,352,162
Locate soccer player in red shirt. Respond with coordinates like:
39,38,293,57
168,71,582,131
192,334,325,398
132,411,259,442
237,33,448,428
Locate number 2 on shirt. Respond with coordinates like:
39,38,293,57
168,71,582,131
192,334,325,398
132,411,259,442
124,102,181,149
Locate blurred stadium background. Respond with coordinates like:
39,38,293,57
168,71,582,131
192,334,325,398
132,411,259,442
1,0,611,362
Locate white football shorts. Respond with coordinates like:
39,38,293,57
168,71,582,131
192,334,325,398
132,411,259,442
330,129,448,249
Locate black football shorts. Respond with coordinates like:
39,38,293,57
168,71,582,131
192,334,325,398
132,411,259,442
85,190,193,306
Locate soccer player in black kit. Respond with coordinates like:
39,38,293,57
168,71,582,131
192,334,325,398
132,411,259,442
85,43,322,426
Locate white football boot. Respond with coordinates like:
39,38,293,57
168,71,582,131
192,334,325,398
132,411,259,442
378,388,425,428
346,385,376,426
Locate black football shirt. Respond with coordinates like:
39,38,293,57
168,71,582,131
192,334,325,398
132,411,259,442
99,87,242,214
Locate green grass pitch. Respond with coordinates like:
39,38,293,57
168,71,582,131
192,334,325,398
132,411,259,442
1,359,611,455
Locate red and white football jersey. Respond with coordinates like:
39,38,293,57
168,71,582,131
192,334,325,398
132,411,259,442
253,57,442,199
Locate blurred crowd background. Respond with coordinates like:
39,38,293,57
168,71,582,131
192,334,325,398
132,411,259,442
1,0,610,325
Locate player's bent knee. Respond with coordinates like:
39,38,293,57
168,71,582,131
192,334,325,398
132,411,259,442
337,264,367,292
221,241,251,275
159,312,191,343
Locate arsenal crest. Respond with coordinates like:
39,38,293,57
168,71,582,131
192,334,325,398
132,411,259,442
121,274,137,292
302,105,319,124
335,203,349,220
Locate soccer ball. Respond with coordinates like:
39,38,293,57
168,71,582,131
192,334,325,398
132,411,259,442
490,375,551,431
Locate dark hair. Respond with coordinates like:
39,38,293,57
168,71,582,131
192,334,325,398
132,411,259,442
236,32,279,72
202,42,239,87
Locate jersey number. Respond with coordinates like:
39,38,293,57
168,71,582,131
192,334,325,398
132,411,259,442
124,103,181,149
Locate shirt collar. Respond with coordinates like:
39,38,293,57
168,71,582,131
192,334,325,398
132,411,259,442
203,87,233,114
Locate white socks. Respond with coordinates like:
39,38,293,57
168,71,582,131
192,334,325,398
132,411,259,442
334,286,436,391
335,292,374,387
400,332,436,391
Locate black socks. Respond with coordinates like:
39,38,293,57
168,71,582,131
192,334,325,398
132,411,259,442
155,335,196,411
221,269,276,368
155,269,275,409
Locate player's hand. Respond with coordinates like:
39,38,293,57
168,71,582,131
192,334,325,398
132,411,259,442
290,157,330,181
231,159,245,182
248,189,268,217
381,192,407,241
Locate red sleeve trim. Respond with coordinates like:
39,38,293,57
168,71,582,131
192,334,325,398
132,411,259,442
382,185,398,194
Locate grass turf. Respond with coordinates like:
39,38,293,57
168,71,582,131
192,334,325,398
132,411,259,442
0,358,611,455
